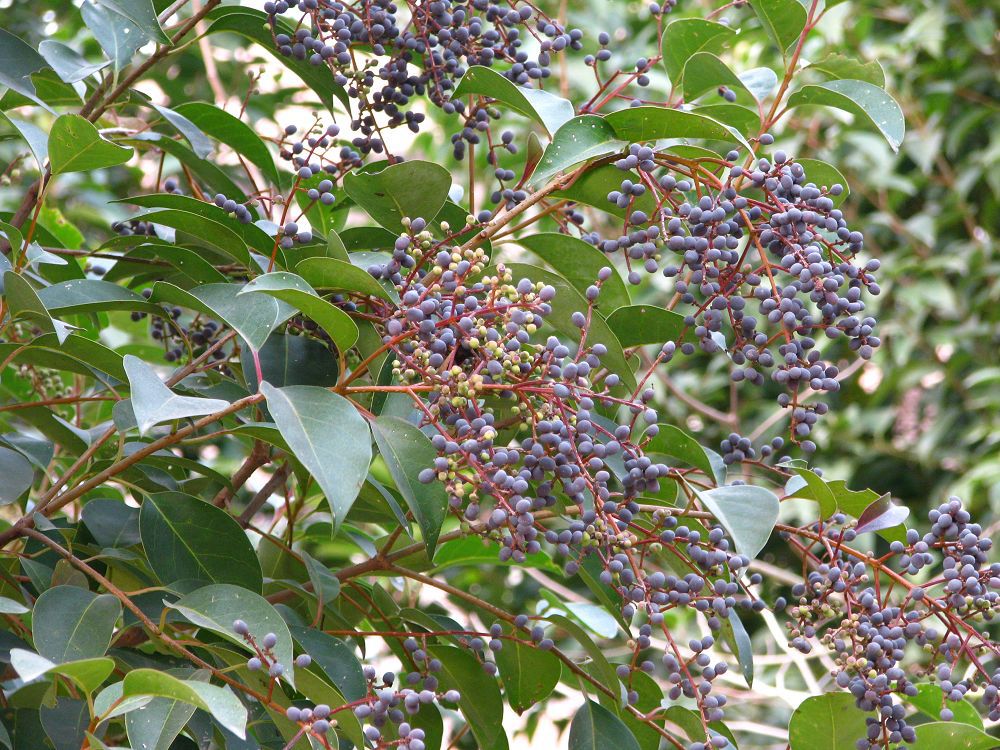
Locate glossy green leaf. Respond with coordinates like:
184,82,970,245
140,492,263,591
495,635,560,714
370,416,448,556
125,693,195,750
81,0,148,71
683,52,756,103
0,28,48,99
10,650,114,694
123,669,247,739
530,115,626,187
124,355,231,436
0,115,49,170
911,722,999,749
152,281,295,351
239,272,359,351
131,208,253,266
32,586,121,663
806,53,886,87
605,106,753,152
788,80,905,152
646,424,718,484
243,333,340,391
81,498,141,548
796,158,850,206
48,115,133,174
569,699,640,750
174,101,282,186
452,65,575,135
296,256,396,302
661,18,736,82
147,101,213,159
260,382,372,531
552,163,655,219
721,610,754,687
2,272,78,344
431,645,508,750
344,160,452,231
96,0,168,43
607,304,686,348
788,693,872,750
514,233,630,312
696,485,778,558
289,626,366,701
0,446,33,505
37,41,108,83
168,584,295,687
752,0,808,56
906,684,984,729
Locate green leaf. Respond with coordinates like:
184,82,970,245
140,491,263,591
911,722,999,749
663,706,739,749
37,41,108,84
682,52,756,103
370,417,448,557
32,586,121,663
545,614,618,690
806,53,885,87
514,233,631,312
168,584,296,687
619,669,665,750
48,115,133,174
81,1,148,71
122,669,247,739
794,468,838,517
696,485,778,558
289,626,366,701
788,693,869,750
495,635,560,714
720,610,754,687
173,102,281,187
661,18,736,82
131,208,253,266
146,101,213,159
95,0,169,44
430,646,508,750
906,685,984,729
152,281,295,352
0,596,29,614
124,355,231,435
2,272,79,343
296,256,396,302
344,160,452,231
125,694,195,750
795,158,850,206
129,134,249,202
787,80,905,152
260,383,372,532
452,66,575,135
645,424,718,484
239,272,359,352
37,279,158,316
569,699,641,750
607,305,686,348
10,650,114,694
204,8,348,111
0,446,33,505
81,498,141,548
0,115,49,170
552,163,655,219
605,106,753,152
751,0,808,56
0,28,48,100
502,263,636,393
243,333,340,391
530,115,626,187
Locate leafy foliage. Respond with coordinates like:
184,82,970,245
0,0,997,749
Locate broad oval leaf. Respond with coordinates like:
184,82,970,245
139,491,263,591
661,18,736,82
430,645,508,750
32,586,121,663
530,115,626,187
605,106,753,153
296,256,396,303
10,650,115,694
787,80,905,152
752,0,808,56
122,669,247,739
569,699,641,750
607,304,686,348
696,485,778,559
788,693,870,750
168,584,295,687
912,722,998,749
48,115,133,174
344,160,452,231
645,424,719,485
0,446,33,505
260,382,372,531
124,355,231,436
494,635,560,714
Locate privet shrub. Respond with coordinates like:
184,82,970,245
0,1,996,749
